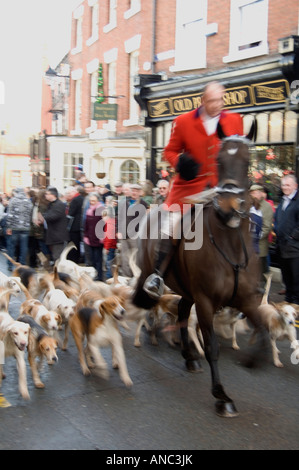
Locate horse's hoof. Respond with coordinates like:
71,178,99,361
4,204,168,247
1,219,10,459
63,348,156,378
215,400,239,418
182,349,199,362
185,360,203,373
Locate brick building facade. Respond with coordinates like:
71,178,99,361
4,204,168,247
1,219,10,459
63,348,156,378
43,0,299,194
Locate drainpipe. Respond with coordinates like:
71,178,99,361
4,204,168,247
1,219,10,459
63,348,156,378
150,0,158,183
152,0,157,74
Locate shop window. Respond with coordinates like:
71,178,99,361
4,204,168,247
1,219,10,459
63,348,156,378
269,111,283,142
245,110,296,202
255,113,268,143
120,160,140,183
249,144,295,203
63,153,84,187
285,111,297,142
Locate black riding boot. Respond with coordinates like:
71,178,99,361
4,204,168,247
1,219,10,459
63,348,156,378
143,237,173,299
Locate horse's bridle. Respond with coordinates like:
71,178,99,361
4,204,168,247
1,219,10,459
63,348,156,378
206,203,249,304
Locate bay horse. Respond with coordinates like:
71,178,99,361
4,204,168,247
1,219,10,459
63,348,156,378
133,121,268,417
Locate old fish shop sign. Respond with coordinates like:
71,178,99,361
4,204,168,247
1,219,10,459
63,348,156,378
147,80,289,120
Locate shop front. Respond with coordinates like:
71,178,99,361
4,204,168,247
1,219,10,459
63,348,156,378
135,57,299,200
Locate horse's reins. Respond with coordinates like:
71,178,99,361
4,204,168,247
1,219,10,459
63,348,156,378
206,204,249,304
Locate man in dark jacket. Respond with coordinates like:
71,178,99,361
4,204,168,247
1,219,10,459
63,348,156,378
274,174,299,304
40,187,69,262
6,187,33,269
65,186,84,263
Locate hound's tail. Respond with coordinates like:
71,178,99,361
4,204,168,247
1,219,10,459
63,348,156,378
261,273,273,305
14,279,32,300
57,242,77,262
0,287,17,310
0,252,22,267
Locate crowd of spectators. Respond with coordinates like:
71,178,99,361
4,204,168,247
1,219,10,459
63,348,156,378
0,176,170,281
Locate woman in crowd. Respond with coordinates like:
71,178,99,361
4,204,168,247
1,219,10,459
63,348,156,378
83,192,105,281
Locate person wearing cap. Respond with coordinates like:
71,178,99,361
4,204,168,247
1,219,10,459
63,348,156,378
117,183,149,277
6,187,33,270
274,174,299,304
114,181,124,193
249,184,274,279
38,187,69,262
143,81,243,299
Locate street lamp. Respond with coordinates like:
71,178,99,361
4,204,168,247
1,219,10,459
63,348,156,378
45,65,70,81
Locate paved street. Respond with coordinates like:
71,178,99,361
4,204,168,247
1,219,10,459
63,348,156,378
0,253,298,451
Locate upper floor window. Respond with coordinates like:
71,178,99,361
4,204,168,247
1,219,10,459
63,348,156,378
223,0,269,63
75,17,83,51
172,0,207,71
124,0,141,19
87,2,99,45
74,79,82,134
90,70,98,127
123,51,139,126
72,4,84,55
104,0,117,33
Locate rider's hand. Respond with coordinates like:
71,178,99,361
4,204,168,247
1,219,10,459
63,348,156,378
176,153,200,181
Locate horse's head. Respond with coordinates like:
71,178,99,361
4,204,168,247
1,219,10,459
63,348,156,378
214,120,257,227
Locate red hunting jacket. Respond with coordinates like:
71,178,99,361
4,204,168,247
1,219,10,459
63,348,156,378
163,109,243,209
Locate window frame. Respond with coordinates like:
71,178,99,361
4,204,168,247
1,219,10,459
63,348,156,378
223,0,269,63
171,0,208,72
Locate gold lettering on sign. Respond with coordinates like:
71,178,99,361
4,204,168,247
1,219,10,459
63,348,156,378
223,89,248,107
173,98,193,112
255,85,285,101
192,96,202,108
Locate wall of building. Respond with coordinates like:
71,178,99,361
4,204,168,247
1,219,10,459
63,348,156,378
43,0,298,188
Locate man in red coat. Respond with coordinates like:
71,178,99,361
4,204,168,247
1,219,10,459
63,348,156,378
143,81,244,299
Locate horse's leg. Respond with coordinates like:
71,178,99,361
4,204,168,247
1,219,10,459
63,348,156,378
178,298,202,372
195,302,238,417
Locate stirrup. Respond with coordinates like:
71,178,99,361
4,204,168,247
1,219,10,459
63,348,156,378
143,273,164,299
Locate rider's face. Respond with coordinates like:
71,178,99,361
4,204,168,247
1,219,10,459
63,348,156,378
202,86,225,118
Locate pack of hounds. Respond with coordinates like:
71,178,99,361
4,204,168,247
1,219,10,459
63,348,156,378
0,242,298,401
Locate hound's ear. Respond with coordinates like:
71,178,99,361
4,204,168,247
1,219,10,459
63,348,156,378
246,118,257,142
217,121,227,140
42,313,51,323
98,302,105,319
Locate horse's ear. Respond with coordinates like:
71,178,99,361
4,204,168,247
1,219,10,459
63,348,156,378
246,118,257,142
217,121,227,140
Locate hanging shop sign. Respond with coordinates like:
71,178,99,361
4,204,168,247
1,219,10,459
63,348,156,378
93,103,118,120
147,79,290,120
